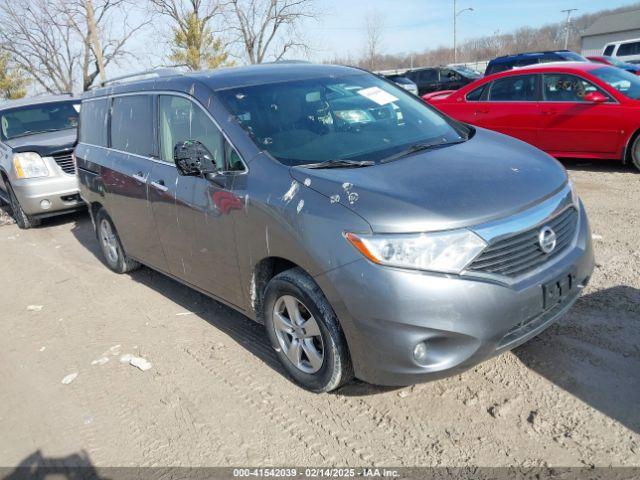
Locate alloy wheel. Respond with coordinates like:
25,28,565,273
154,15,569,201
99,219,119,265
272,295,324,374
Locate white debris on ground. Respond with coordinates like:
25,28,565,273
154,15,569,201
91,357,109,366
0,209,15,227
175,312,194,316
39,347,46,352
119,353,133,364
61,373,78,385
118,353,152,371
109,344,121,355
592,234,603,241
129,356,153,371
26,305,43,312
398,390,410,398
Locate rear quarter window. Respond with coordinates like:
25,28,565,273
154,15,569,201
618,41,640,57
604,45,615,56
466,85,486,101
79,98,109,147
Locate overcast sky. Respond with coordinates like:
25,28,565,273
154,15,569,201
119,0,637,75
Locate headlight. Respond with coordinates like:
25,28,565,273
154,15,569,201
13,152,49,179
345,229,487,274
568,180,579,206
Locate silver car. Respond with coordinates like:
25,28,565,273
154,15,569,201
0,95,84,228
76,64,595,392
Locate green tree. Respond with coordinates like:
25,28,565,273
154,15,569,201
168,12,233,70
0,52,29,100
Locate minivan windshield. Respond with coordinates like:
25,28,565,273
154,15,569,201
590,66,640,99
218,74,467,166
0,101,80,140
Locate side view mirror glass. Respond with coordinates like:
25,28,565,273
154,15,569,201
583,91,608,103
173,140,218,176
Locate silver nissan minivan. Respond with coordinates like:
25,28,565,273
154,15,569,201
77,64,594,392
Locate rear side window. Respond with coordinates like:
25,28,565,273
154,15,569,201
485,63,510,75
489,75,537,101
618,41,640,57
79,98,108,147
110,95,154,157
418,69,438,82
466,85,486,101
603,45,615,56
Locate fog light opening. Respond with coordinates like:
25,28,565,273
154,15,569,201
40,199,51,210
413,342,428,365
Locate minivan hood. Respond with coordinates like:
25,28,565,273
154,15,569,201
291,128,567,233
5,128,77,156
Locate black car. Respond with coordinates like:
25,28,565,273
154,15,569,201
402,66,482,96
485,50,587,76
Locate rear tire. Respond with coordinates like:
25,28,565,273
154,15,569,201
7,182,40,229
631,134,640,172
95,208,140,274
264,267,353,393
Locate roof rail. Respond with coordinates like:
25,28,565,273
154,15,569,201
99,65,188,88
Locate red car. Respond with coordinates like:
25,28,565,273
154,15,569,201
423,62,640,170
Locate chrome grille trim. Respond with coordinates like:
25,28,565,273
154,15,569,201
468,207,578,277
52,152,76,175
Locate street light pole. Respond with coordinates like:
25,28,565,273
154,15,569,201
561,8,578,50
454,1,474,64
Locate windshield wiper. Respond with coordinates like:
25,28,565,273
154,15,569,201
299,159,375,169
380,139,466,164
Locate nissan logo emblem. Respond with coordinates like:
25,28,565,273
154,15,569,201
538,226,557,254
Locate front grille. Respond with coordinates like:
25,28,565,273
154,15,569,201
468,207,578,277
52,152,76,175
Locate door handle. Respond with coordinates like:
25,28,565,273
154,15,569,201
150,180,168,192
474,108,489,115
541,108,557,115
132,172,147,183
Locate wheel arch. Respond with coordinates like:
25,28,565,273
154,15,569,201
250,256,301,323
623,128,640,166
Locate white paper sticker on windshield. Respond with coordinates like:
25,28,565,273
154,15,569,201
357,87,398,106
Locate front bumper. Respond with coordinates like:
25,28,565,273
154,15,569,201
12,171,83,217
315,201,595,386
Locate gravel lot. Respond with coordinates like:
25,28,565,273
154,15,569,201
0,160,638,469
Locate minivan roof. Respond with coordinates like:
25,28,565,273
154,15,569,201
0,94,77,111
83,63,362,99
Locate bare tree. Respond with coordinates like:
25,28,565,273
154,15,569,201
363,10,384,70
149,0,232,70
0,0,149,93
227,0,316,64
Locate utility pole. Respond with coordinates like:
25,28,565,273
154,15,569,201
561,8,578,50
86,0,106,85
454,0,474,63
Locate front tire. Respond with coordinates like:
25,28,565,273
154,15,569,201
631,135,640,171
95,208,140,274
264,267,353,392
7,182,40,229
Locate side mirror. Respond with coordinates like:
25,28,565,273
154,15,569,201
174,140,218,176
583,91,608,103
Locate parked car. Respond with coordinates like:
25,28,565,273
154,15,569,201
402,65,482,96
384,74,419,95
423,62,640,171
77,63,594,392
588,55,640,75
485,50,587,75
603,38,640,65
0,95,84,229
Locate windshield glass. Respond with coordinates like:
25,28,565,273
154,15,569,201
558,52,588,62
602,56,633,68
0,101,80,140
590,66,640,99
217,73,466,166
451,66,482,78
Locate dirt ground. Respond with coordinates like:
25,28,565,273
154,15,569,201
0,160,638,469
